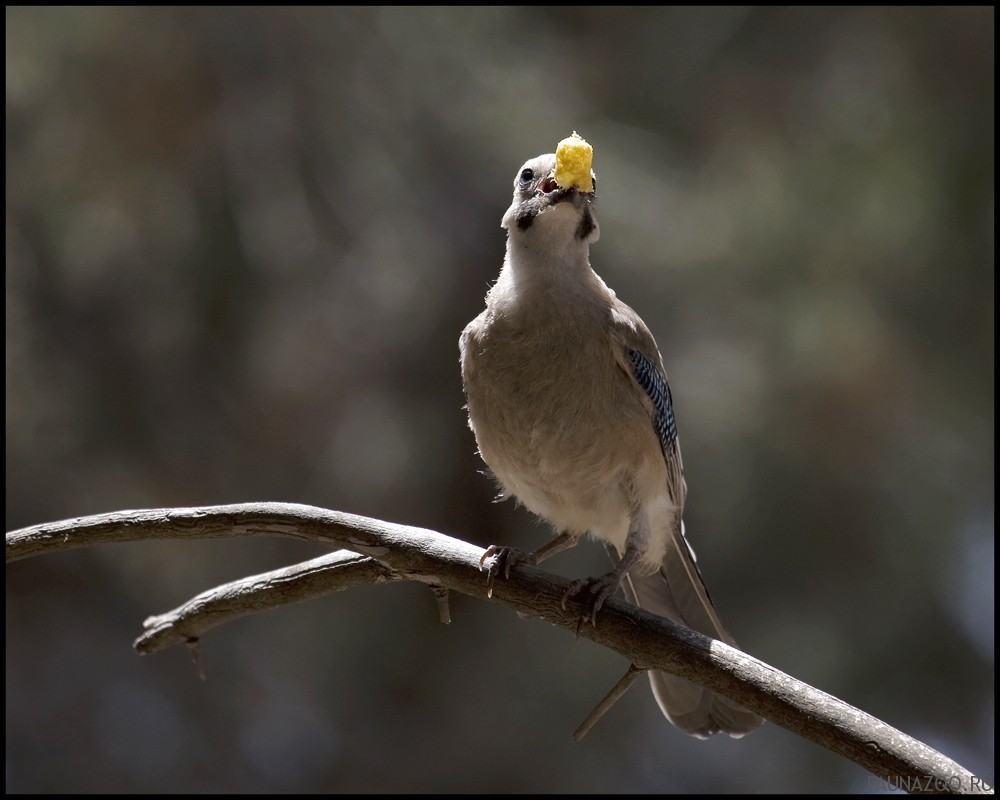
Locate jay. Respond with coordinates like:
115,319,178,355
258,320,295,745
460,147,762,738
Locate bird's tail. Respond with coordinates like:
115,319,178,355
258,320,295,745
609,523,764,738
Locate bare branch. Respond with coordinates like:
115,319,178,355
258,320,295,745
573,663,646,741
430,585,452,624
5,503,991,795
135,550,398,654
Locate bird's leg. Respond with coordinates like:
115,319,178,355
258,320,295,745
480,531,580,596
562,532,644,626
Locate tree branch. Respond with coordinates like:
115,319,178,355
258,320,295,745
135,550,399,654
5,503,991,795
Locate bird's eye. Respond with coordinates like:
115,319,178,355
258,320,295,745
518,168,534,185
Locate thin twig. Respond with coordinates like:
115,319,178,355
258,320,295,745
135,550,396,654
573,663,646,741
430,585,452,625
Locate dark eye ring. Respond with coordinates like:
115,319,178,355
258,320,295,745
518,168,534,184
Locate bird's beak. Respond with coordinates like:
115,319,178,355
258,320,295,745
537,174,591,206
538,175,561,195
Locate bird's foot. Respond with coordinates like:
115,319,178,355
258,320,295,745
479,545,530,598
561,572,622,629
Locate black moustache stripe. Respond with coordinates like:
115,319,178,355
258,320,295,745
516,208,537,230
576,207,596,240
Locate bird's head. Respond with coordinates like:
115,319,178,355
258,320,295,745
501,153,600,245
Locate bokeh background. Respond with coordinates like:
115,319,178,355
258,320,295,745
6,6,993,793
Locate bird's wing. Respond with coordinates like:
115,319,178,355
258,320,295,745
608,301,686,515
608,299,764,737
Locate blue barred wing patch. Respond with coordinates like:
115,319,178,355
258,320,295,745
628,349,677,456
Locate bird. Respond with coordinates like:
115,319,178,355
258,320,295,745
458,141,763,738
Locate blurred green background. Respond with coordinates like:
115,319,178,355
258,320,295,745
6,6,993,793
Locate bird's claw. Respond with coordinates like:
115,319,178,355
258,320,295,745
479,545,528,598
561,574,619,630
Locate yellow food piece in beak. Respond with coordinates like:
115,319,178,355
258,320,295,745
554,132,594,193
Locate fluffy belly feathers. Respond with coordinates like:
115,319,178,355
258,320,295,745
462,318,666,551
